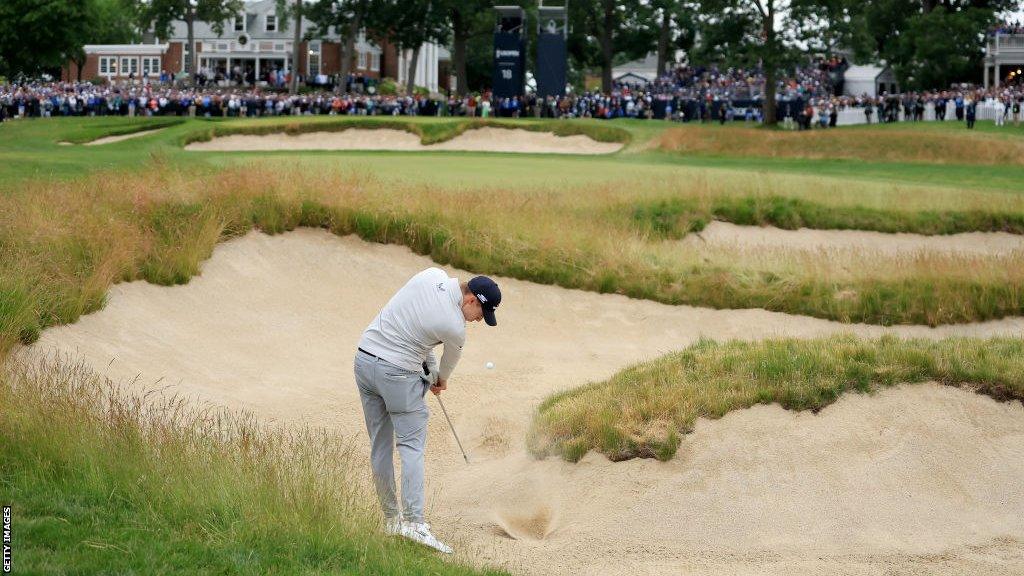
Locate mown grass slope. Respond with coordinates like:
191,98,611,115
528,335,1024,462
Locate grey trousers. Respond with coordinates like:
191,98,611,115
354,351,432,523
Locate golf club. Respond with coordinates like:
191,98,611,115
435,394,470,464
424,361,470,463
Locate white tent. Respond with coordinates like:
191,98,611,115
843,65,898,98
613,53,659,83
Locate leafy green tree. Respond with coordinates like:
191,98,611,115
653,0,698,76
138,0,243,75
69,0,141,81
462,9,499,92
446,0,494,95
0,0,90,78
306,0,373,88
848,0,1013,89
695,0,796,125
367,0,448,94
568,0,657,92
276,0,305,93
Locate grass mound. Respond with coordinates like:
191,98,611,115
653,124,1024,166
528,335,1024,462
632,195,1024,237
180,117,630,148
59,116,186,144
0,352,506,575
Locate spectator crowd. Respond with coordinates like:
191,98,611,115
2,57,1022,129
989,19,1024,35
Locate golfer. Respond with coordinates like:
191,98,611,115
354,267,501,553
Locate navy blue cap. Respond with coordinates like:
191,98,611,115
468,276,501,326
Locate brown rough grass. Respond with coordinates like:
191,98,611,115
653,126,1024,165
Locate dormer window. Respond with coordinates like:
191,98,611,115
265,14,277,32
234,14,246,32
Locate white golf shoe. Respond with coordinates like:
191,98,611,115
384,516,402,536
398,521,454,554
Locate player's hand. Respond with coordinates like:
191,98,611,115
430,379,447,396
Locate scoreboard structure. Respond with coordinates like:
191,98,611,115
536,3,568,98
493,6,526,98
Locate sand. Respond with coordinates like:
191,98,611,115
23,229,1024,575
184,127,624,154
683,221,1024,257
85,128,166,146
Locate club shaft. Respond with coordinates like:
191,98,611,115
435,395,469,463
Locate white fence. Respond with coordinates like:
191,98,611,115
832,101,1010,126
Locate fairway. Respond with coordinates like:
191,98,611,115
3,116,1024,575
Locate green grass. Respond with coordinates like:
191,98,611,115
3,116,1024,193
527,334,1024,462
0,354,508,575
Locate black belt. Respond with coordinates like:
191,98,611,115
357,347,380,360
359,347,430,376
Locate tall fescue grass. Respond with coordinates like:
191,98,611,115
3,161,1024,357
653,125,1024,166
633,194,1024,237
180,116,631,147
527,335,1024,462
0,351,507,574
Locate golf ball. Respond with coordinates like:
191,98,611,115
486,362,494,369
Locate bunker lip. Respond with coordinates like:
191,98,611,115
75,127,169,146
24,229,1024,575
683,220,1024,257
184,126,624,154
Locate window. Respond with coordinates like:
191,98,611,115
265,13,277,32
308,42,321,76
120,57,138,76
371,52,380,72
356,50,366,70
234,13,245,32
99,56,117,76
142,57,161,76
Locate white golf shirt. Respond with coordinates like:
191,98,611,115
358,267,466,381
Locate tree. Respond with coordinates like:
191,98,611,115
653,0,698,75
695,0,783,125
446,0,494,95
895,6,993,88
0,0,90,78
568,0,656,92
69,0,141,81
847,0,1014,89
139,0,243,77
306,0,373,90
368,0,448,95
277,0,305,93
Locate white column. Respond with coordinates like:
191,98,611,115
984,64,990,88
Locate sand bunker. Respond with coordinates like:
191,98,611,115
684,221,1024,257
24,229,1024,575
184,127,623,154
84,128,166,146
